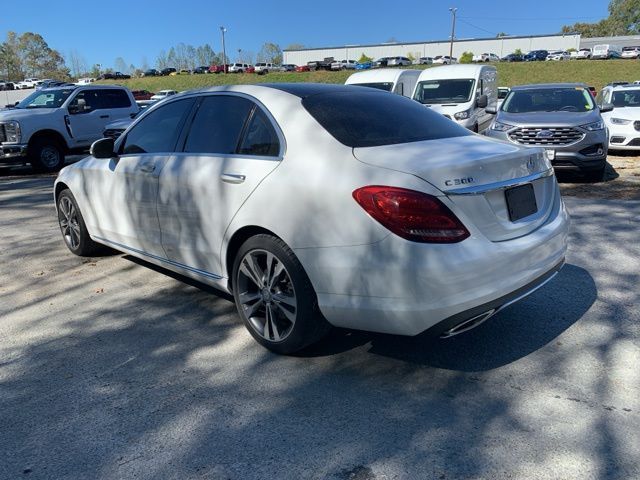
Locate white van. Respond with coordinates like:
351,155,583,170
345,69,421,97
412,64,498,132
592,44,622,59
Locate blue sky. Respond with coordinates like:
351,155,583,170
0,0,609,69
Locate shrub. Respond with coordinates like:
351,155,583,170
459,51,474,64
358,53,373,63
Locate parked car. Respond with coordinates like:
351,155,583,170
413,64,497,133
177,69,191,75
16,78,40,89
36,80,61,90
501,53,523,62
330,60,357,71
54,83,569,354
280,64,296,72
433,56,457,65
255,63,280,74
355,61,373,70
229,63,253,73
142,69,159,77
0,85,137,171
592,44,622,59
295,65,311,72
386,56,412,67
576,48,592,59
131,90,154,101
160,67,177,76
193,66,210,74
472,53,500,62
0,81,15,91
598,84,640,151
546,50,571,61
524,50,548,61
621,46,640,59
76,77,96,85
485,83,610,181
418,57,434,65
345,69,421,97
102,114,137,140
150,90,178,101
209,64,229,74
374,57,390,67
307,58,334,71
114,72,131,79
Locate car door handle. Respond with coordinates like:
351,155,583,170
100,114,110,119
220,173,246,184
139,162,156,173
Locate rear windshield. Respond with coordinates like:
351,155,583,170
302,90,471,148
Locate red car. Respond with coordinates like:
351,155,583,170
209,64,230,74
132,90,154,101
295,65,310,72
245,66,256,73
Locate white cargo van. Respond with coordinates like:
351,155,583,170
412,64,498,132
592,44,622,59
345,69,421,97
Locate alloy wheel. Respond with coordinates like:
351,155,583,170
236,249,297,342
58,196,81,250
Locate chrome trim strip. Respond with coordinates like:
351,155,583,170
446,168,554,196
93,236,224,280
495,269,561,313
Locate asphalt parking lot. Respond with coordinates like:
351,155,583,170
1,170,639,479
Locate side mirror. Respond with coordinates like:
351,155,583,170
476,94,488,109
90,138,116,159
599,103,614,113
485,105,498,114
14,101,19,106
68,104,85,114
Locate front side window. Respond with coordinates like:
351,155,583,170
413,79,475,104
183,96,254,154
502,88,595,113
121,98,194,154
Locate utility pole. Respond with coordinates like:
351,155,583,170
449,7,457,60
220,26,227,73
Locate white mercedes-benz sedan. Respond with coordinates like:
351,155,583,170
54,84,569,354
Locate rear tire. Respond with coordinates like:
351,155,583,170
30,137,65,172
57,189,102,256
232,234,330,354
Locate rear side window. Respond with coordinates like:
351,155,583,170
183,96,254,154
121,98,194,154
303,91,471,148
238,108,280,156
99,89,132,108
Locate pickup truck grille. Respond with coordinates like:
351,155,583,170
508,127,584,146
0,124,6,142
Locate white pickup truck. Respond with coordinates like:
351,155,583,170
0,85,138,171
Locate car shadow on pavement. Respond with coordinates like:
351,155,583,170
299,264,596,371
556,160,618,184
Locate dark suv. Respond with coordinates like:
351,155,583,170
524,50,549,61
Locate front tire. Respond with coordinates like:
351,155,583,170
30,137,65,172
57,189,102,256
232,234,330,354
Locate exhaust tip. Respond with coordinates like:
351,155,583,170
440,309,496,339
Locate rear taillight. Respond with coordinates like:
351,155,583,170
353,186,470,243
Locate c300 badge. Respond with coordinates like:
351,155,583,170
444,177,475,186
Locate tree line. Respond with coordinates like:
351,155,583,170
0,32,69,81
562,0,640,37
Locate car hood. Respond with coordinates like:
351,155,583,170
0,107,57,120
496,110,601,127
602,106,640,120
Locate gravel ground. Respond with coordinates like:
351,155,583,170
0,174,639,480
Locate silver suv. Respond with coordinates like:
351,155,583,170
485,83,611,181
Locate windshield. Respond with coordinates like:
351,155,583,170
16,88,74,109
352,82,394,92
611,90,640,107
413,79,475,104
502,87,595,113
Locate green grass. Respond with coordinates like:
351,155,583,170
98,60,640,93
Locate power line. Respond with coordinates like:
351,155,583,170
459,15,604,21
456,18,498,36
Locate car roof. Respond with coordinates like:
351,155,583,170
345,68,420,84
417,64,496,80
511,83,588,91
610,84,640,91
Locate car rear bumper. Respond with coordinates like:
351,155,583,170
295,192,569,336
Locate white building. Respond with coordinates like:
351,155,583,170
283,33,581,65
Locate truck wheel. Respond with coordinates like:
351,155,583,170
30,137,65,172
